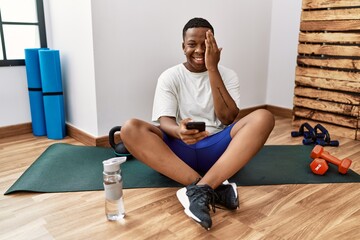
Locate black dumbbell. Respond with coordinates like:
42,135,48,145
109,126,132,157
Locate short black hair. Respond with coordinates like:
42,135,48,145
182,17,214,39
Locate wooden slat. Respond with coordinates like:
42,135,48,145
294,86,360,105
293,96,359,117
301,20,360,31
292,118,356,139
302,8,360,21
66,124,96,146
298,44,360,57
266,105,293,118
0,123,32,139
299,32,360,44
295,0,360,141
293,107,358,128
297,57,360,71
302,0,360,9
295,75,360,93
296,67,360,83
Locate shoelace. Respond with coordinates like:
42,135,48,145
187,185,217,213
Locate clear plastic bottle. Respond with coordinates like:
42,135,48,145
103,157,126,221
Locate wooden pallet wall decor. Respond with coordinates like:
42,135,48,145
293,0,360,140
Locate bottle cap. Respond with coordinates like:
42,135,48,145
103,157,126,172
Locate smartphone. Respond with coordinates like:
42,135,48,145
186,121,206,132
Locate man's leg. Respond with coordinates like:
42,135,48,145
122,119,219,229
176,109,274,229
120,118,201,185
199,109,275,188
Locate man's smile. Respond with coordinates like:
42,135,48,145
193,56,205,64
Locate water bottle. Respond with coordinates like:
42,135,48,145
103,157,126,221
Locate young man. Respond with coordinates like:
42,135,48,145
121,17,275,230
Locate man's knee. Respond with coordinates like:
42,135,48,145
121,118,145,138
122,118,142,131
238,109,275,131
121,118,136,131
121,118,161,139
255,109,275,128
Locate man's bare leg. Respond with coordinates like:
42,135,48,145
121,118,201,185
122,109,274,188
199,109,275,188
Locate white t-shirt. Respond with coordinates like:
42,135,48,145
152,63,241,134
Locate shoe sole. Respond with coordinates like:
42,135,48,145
176,187,202,222
176,180,237,229
176,187,212,230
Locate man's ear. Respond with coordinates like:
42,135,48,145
182,42,185,51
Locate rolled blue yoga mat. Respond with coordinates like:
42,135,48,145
24,48,49,136
39,50,66,140
38,50,63,93
28,91,46,135
43,95,66,139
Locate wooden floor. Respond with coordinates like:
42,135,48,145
0,116,359,240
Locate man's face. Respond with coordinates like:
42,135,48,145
182,27,210,73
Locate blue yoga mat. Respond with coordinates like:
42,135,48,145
43,95,66,139
38,50,63,93
24,48,49,136
39,50,66,139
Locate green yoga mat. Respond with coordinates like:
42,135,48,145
5,143,360,195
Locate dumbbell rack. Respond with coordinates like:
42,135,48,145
292,0,360,141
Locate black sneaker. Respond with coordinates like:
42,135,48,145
176,183,216,230
214,181,239,210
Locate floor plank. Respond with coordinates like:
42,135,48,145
0,116,359,240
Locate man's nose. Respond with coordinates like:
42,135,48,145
195,45,205,53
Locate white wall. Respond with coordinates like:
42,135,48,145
91,0,273,136
0,0,303,138
266,0,302,108
44,0,99,135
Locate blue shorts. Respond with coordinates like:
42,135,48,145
162,123,235,174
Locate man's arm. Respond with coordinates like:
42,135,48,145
205,30,239,125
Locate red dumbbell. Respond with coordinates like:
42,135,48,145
310,158,329,175
310,145,352,174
